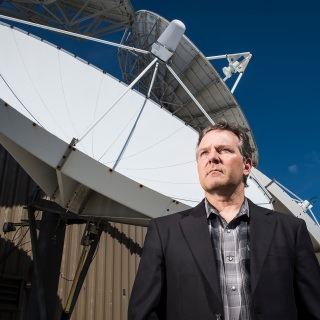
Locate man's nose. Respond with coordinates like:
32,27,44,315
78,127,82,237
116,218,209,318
208,150,220,163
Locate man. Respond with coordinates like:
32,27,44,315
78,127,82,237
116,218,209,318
128,121,320,320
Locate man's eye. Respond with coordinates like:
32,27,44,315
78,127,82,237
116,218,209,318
220,148,231,153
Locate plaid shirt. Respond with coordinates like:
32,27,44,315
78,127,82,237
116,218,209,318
205,198,252,320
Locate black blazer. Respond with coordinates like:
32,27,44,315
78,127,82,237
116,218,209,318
128,199,320,320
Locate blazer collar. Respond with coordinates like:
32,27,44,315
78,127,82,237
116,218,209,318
248,199,276,295
179,200,223,308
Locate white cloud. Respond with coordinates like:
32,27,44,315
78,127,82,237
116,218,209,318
288,164,298,173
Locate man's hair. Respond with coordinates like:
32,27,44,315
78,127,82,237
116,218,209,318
196,120,253,186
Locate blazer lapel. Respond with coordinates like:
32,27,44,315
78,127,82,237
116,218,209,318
180,201,223,305
249,200,276,295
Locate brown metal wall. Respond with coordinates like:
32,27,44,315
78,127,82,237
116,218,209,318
0,207,146,320
0,145,146,320
0,144,39,319
0,205,34,320
56,223,146,320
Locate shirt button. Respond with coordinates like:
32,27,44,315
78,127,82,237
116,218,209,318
228,256,233,261
226,229,231,233
231,286,236,291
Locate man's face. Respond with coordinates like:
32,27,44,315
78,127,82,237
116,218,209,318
197,129,252,194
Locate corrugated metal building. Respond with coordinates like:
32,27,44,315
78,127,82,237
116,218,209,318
0,144,146,320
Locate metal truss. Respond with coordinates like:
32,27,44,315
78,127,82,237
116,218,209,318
0,0,135,38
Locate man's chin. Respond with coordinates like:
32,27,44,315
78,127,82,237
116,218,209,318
203,181,240,194
204,183,227,192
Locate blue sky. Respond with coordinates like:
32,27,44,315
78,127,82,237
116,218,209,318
1,0,319,220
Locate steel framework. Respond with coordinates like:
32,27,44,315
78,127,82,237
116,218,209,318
0,0,135,37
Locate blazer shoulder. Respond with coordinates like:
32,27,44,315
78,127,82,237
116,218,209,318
151,199,206,226
248,198,302,226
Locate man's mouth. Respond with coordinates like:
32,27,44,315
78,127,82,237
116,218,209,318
207,169,222,175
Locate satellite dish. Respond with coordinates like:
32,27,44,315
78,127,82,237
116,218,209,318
0,19,255,223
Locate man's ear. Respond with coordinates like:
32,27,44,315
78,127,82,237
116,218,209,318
243,158,252,175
